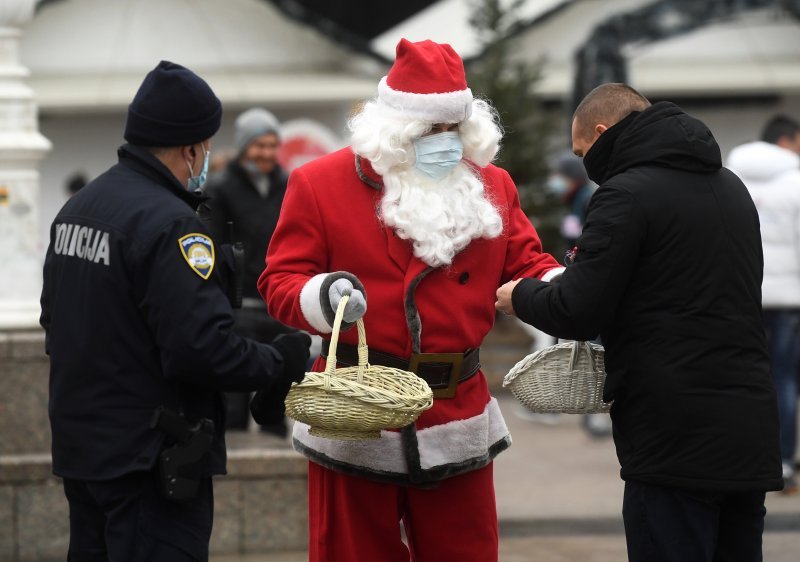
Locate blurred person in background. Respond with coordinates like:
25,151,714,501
497,83,782,561
259,38,564,561
201,108,297,437
208,147,235,174
546,150,611,438
40,61,310,561
727,114,800,495
65,171,88,197
547,150,595,247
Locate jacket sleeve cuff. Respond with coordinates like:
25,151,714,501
541,267,566,282
298,271,366,333
512,277,547,325
299,273,333,333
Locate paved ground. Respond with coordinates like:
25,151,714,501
215,391,800,561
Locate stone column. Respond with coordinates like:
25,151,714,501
0,0,51,330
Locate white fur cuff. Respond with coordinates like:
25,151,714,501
542,267,566,282
299,273,332,333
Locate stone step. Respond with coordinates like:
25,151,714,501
0,446,308,562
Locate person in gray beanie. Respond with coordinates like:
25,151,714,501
41,61,310,561
200,108,296,437
234,108,280,154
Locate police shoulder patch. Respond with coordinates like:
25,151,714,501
178,233,215,280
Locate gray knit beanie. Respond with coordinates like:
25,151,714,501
554,151,589,184
233,108,281,155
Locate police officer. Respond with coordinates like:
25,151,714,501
39,61,310,561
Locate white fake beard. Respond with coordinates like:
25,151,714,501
380,162,503,267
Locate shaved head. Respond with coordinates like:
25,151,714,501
571,83,651,157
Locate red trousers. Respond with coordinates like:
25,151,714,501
308,461,498,562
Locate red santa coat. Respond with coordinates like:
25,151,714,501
259,147,562,485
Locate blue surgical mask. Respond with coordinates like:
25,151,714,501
187,144,210,191
546,175,570,196
413,131,463,180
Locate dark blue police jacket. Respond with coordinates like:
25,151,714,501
40,144,285,481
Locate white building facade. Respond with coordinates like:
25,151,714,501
20,0,386,277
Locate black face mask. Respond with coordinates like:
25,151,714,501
581,112,639,185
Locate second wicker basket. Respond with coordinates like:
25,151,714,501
503,340,612,414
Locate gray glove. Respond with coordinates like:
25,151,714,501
328,278,367,323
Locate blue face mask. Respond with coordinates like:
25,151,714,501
187,144,210,191
413,131,463,180
546,175,570,196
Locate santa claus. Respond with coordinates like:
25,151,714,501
258,38,563,561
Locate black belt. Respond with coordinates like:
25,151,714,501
320,341,480,399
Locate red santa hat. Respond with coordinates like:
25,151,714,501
377,39,473,123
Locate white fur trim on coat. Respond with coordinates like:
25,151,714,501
541,267,566,282
417,398,510,469
377,77,473,124
294,423,408,474
299,273,333,333
292,397,509,476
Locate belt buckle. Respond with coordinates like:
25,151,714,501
408,352,464,399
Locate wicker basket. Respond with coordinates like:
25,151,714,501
284,294,434,440
503,340,612,414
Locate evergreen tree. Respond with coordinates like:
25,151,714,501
466,0,565,255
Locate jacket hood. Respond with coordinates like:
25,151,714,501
726,141,800,182
600,101,721,184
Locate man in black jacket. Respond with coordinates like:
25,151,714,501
40,61,310,562
201,108,295,435
496,83,782,561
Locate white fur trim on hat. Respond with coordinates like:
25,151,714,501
299,273,333,333
377,76,473,124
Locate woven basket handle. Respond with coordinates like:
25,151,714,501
567,341,597,372
324,294,369,382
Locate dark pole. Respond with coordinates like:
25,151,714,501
569,0,790,116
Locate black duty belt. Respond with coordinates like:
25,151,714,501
320,341,480,399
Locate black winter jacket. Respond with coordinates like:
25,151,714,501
40,145,288,481
512,102,782,492
200,161,289,301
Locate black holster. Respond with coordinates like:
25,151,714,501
150,406,215,502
